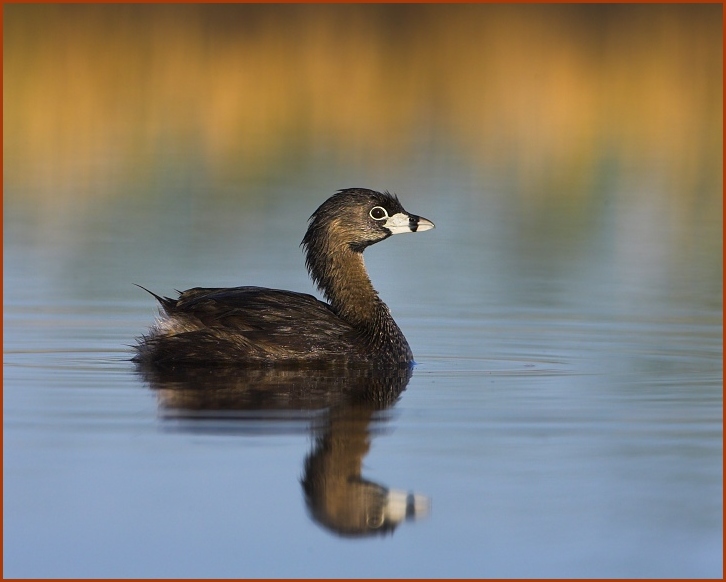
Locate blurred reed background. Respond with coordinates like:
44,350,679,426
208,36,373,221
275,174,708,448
3,3,722,276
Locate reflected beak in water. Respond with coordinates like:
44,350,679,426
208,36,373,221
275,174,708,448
385,489,431,523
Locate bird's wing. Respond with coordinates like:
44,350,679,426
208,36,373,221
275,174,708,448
143,286,361,364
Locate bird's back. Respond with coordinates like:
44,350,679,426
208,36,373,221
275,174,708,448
134,286,367,366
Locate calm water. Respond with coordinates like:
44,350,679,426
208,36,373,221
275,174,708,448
4,176,722,577
3,4,723,578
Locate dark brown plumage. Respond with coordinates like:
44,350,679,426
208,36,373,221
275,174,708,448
133,188,434,367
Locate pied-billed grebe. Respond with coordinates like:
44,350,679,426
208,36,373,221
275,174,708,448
134,188,434,367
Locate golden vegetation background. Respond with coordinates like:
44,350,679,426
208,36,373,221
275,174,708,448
4,3,722,213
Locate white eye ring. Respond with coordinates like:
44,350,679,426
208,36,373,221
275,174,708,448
369,206,389,221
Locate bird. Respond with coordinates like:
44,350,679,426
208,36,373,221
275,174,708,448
133,188,434,367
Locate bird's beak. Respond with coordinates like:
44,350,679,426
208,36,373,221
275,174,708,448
384,213,436,235
413,215,435,233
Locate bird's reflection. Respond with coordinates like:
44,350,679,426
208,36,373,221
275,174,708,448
136,363,430,537
302,402,429,537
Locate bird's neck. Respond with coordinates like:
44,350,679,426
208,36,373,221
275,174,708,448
304,229,411,361
315,245,383,327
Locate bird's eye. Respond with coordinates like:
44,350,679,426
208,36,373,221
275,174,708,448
369,206,388,220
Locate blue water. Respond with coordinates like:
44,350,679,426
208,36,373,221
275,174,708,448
3,176,722,577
